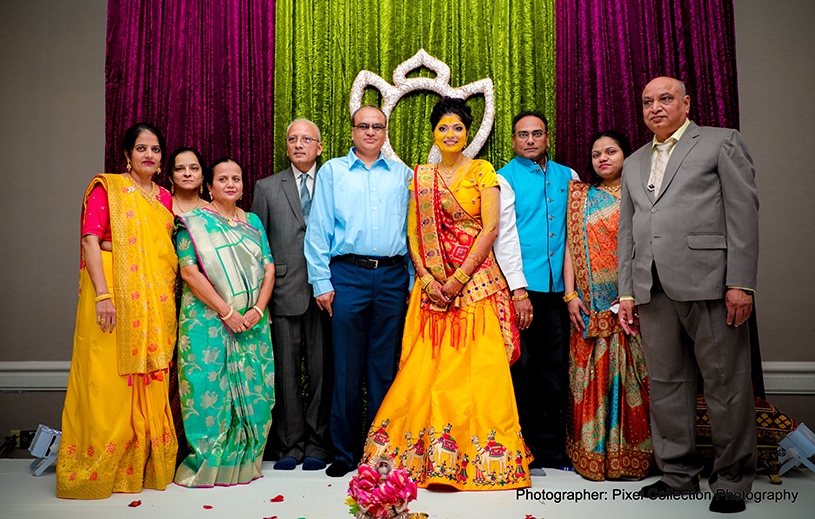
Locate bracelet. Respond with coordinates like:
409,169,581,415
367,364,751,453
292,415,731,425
453,268,470,285
252,305,264,318
419,274,435,291
563,291,578,303
220,307,234,320
511,291,529,302
95,293,112,303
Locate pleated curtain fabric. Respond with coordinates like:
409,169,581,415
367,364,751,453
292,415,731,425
271,0,556,173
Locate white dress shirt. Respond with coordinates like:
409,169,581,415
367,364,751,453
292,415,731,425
293,162,317,198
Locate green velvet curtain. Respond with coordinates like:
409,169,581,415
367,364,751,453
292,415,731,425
272,0,555,175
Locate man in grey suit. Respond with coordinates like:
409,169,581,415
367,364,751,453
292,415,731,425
618,77,759,514
252,118,332,471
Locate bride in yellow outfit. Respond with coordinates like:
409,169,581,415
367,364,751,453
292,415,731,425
361,97,532,490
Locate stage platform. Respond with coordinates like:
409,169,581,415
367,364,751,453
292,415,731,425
2,459,813,518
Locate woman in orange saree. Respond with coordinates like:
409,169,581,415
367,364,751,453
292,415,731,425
563,130,652,480
361,97,531,490
57,123,178,499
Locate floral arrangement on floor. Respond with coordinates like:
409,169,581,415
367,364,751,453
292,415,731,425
346,455,419,519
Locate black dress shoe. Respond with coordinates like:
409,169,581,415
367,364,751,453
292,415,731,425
326,460,352,478
710,491,746,514
638,480,699,499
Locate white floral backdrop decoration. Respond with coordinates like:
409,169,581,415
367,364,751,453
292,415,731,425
349,49,495,165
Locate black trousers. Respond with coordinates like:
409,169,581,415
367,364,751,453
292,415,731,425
510,290,570,466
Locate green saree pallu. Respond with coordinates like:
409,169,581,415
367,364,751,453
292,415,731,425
173,208,275,487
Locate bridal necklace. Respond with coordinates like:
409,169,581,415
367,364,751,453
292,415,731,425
437,155,466,180
599,182,621,193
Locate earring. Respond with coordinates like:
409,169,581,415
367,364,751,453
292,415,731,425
126,162,132,172
199,184,203,194
157,167,161,174
170,183,175,194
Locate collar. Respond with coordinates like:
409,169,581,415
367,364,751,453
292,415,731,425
652,118,691,149
292,162,317,180
514,155,548,172
348,147,390,170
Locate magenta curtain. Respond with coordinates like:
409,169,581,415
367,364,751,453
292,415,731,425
105,0,276,208
554,0,739,174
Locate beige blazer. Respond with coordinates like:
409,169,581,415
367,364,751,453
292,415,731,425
618,121,759,304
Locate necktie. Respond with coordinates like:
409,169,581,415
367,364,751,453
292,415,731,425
648,139,676,196
299,172,311,223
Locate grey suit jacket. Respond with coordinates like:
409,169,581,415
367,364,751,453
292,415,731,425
251,165,317,316
618,121,759,304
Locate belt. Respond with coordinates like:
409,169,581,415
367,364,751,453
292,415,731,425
332,254,404,270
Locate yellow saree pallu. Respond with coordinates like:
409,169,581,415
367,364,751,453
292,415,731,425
362,162,531,490
57,175,178,499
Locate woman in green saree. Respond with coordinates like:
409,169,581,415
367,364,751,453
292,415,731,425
173,158,276,487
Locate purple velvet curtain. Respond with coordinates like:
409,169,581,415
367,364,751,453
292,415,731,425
105,0,276,209
554,0,739,174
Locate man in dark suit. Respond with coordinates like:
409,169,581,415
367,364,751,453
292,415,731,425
252,118,332,471
618,77,759,514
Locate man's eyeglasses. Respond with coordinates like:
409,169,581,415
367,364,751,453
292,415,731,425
353,123,386,132
513,130,547,140
287,136,319,145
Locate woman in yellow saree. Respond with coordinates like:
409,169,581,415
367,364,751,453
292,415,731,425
57,123,178,499
361,97,531,490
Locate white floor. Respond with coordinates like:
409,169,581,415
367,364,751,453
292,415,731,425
2,459,814,519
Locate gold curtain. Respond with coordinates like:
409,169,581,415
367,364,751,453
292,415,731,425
272,0,556,173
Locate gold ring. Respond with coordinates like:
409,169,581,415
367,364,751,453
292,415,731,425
529,314,534,317
100,319,106,324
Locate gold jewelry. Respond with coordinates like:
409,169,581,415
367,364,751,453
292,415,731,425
419,274,435,291
221,307,234,320
95,293,112,303
252,305,264,318
512,291,529,302
199,184,204,194
126,162,132,172
529,314,534,317
170,183,175,194
211,202,239,226
157,167,161,174
437,156,465,179
100,318,106,324
563,291,578,303
453,268,470,284
174,196,202,213
599,183,621,193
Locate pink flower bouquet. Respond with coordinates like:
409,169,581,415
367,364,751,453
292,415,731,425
346,457,418,519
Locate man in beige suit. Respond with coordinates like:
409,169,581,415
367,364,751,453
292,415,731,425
618,77,759,514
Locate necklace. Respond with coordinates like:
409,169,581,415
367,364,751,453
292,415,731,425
174,196,202,214
599,183,621,193
125,174,156,197
211,202,240,226
436,156,468,184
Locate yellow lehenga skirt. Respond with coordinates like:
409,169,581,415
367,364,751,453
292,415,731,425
361,282,531,490
56,251,177,499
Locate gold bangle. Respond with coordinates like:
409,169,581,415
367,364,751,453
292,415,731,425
563,291,578,303
511,291,529,302
95,293,112,303
419,274,435,291
221,307,234,320
252,305,264,318
453,268,470,285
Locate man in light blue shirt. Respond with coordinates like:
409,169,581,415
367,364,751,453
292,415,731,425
304,105,411,477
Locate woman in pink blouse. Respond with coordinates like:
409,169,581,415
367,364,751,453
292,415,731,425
57,123,179,499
